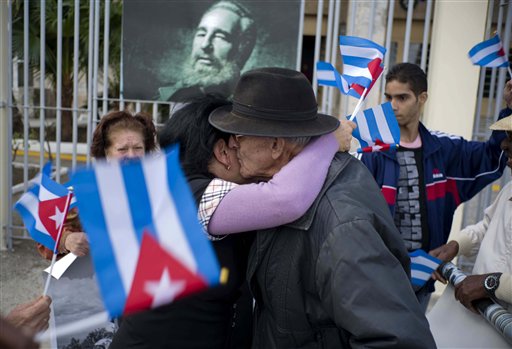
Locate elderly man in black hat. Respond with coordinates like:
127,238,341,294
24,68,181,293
209,67,436,348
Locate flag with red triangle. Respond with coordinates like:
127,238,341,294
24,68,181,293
317,35,386,99
124,231,209,314
15,163,73,250
71,146,220,317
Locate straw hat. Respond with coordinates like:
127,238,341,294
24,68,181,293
490,114,512,131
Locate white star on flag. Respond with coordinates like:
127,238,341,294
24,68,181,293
48,206,65,230
144,268,186,308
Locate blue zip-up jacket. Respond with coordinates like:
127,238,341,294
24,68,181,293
360,108,510,252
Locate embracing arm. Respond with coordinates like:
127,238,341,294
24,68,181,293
206,133,339,235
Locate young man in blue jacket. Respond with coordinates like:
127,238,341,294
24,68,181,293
359,63,511,311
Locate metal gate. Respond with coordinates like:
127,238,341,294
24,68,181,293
0,0,510,250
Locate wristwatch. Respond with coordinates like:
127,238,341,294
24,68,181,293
483,273,502,298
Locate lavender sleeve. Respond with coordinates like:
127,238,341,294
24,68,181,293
208,133,339,235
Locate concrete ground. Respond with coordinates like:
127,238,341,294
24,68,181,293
0,238,53,348
0,238,48,315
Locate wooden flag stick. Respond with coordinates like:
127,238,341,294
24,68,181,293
43,191,73,296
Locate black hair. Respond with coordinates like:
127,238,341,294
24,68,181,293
158,95,231,177
385,63,428,96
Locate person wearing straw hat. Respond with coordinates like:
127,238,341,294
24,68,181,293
360,64,511,312
209,67,435,348
431,111,512,313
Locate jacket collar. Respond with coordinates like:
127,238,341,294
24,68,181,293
379,122,441,161
284,152,352,231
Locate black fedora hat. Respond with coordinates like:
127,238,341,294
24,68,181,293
209,67,339,137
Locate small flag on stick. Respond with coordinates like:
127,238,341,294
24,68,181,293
349,102,400,153
317,36,386,99
14,163,73,251
468,34,509,68
409,249,441,288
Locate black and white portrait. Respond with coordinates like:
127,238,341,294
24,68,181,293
122,0,302,101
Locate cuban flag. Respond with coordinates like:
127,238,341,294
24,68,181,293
317,36,386,99
409,249,441,287
468,34,509,68
71,146,220,317
350,102,400,153
14,163,73,250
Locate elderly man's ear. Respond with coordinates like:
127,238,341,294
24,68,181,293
271,138,288,160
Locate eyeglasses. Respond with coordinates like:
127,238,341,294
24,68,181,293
233,134,245,142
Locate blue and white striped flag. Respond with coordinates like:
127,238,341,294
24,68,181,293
14,162,73,250
349,102,400,153
71,146,220,317
339,35,386,87
468,34,509,68
317,36,386,98
409,249,441,287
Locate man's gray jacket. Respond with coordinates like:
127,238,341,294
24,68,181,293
247,152,436,348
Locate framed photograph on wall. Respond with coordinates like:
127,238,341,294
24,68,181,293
122,0,303,102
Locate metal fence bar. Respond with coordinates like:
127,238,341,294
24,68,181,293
494,0,512,115
342,1,358,119
152,102,158,125
328,0,341,116
92,0,100,128
39,0,46,169
102,0,110,116
135,101,141,113
295,0,305,72
312,0,324,97
23,0,29,190
94,96,173,106
488,1,506,126
474,2,494,135
55,0,63,182
119,0,125,112
321,0,335,113
380,0,395,99
9,104,88,112
402,0,415,62
5,1,14,249
368,0,376,39
72,0,80,170
86,0,95,164
420,0,433,71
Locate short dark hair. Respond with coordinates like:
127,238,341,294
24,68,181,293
91,111,157,159
385,63,428,96
158,95,231,177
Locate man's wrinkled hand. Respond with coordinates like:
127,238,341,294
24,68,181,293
64,232,89,257
335,120,357,152
454,274,488,313
5,296,52,335
429,241,459,283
